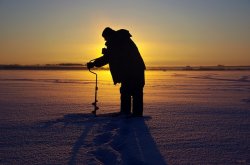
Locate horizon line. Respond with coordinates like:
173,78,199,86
0,63,250,67
1,64,250,71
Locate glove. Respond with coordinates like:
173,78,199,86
87,62,95,69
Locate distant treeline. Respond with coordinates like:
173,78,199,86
151,65,250,71
0,64,87,70
0,64,250,71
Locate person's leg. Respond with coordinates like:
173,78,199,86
120,85,131,115
132,87,143,116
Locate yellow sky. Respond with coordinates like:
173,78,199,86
0,0,249,66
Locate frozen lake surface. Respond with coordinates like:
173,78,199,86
0,70,249,164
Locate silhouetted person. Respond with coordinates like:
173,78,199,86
87,27,146,117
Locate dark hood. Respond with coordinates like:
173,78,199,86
116,29,132,38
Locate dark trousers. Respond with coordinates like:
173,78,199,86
120,84,144,116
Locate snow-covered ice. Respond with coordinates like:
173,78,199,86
0,70,249,164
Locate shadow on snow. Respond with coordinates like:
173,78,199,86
40,113,167,165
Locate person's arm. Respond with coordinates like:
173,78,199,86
93,55,108,67
87,55,108,69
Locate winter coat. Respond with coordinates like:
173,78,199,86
94,29,146,86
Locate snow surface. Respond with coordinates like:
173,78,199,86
0,70,249,165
